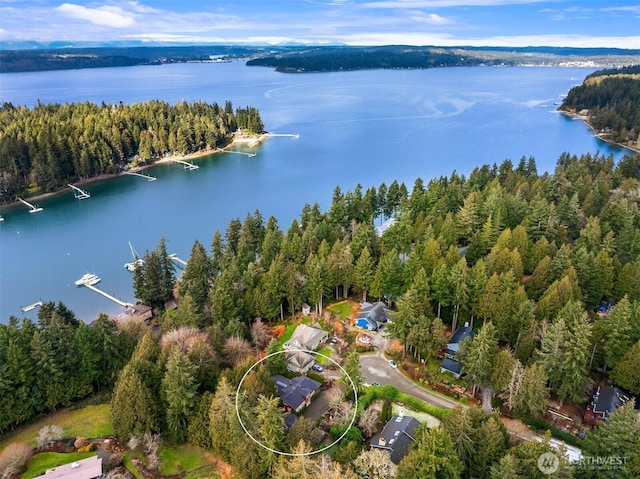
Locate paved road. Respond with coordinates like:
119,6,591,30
359,353,459,409
356,330,460,409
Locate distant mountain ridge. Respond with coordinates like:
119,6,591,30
1,44,639,74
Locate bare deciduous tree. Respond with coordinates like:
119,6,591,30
250,319,272,349
223,336,253,367
358,406,379,437
0,443,32,479
36,425,63,450
353,448,396,479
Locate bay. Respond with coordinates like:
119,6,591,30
0,62,629,322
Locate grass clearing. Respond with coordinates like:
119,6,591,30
158,444,212,475
392,403,441,428
22,452,96,479
316,346,332,364
0,403,112,450
328,301,353,319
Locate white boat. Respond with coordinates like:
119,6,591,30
75,273,101,286
124,241,144,271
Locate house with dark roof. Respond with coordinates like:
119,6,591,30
441,324,475,379
583,386,636,425
370,413,421,465
272,374,321,413
355,301,391,332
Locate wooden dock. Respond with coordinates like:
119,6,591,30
123,171,157,181
81,283,133,308
17,197,43,213
169,254,187,266
68,184,90,199
216,148,256,158
169,158,199,170
21,301,43,312
269,133,299,139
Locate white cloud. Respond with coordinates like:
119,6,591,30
360,0,558,9
411,12,452,24
55,3,136,28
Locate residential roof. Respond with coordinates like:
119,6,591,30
592,386,632,419
375,217,396,236
272,374,321,411
357,302,390,330
44,456,102,479
441,358,464,376
448,325,475,346
286,350,315,371
370,414,421,465
283,323,328,351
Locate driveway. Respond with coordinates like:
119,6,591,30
303,385,335,422
358,330,460,410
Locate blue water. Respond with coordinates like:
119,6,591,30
0,62,628,322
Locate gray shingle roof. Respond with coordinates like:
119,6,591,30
272,375,321,411
370,415,420,464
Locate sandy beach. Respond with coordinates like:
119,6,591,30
2,133,270,209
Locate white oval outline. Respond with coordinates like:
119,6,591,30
235,348,358,457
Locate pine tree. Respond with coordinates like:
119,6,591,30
162,349,199,443
111,366,159,440
353,246,374,302
610,339,640,395
514,363,548,421
396,426,463,479
580,399,640,479
178,240,212,314
462,322,499,397
603,296,633,369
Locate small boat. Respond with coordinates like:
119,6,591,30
124,241,144,271
75,273,101,286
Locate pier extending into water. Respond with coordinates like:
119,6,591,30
123,171,157,181
169,254,187,266
216,147,256,158
17,197,43,213
68,184,90,199
22,301,43,312
269,133,299,139
81,283,134,308
169,158,199,170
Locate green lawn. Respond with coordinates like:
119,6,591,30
327,301,353,319
0,403,112,450
22,452,97,479
316,346,333,365
124,444,219,479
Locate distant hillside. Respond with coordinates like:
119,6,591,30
1,44,639,74
0,45,278,73
560,64,640,151
246,45,640,72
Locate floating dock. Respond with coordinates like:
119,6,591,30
68,184,90,200
80,282,134,308
169,158,199,170
216,148,256,158
21,301,43,312
169,254,187,266
17,197,43,213
0,214,4,222
269,133,299,139
123,171,157,181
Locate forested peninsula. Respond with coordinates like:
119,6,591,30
0,100,263,203
246,45,640,72
560,64,640,152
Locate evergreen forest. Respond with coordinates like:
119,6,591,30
0,100,263,202
560,64,640,148
2,150,640,478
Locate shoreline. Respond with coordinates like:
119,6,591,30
1,133,270,209
558,110,640,155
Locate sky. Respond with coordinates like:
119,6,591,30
0,0,639,48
